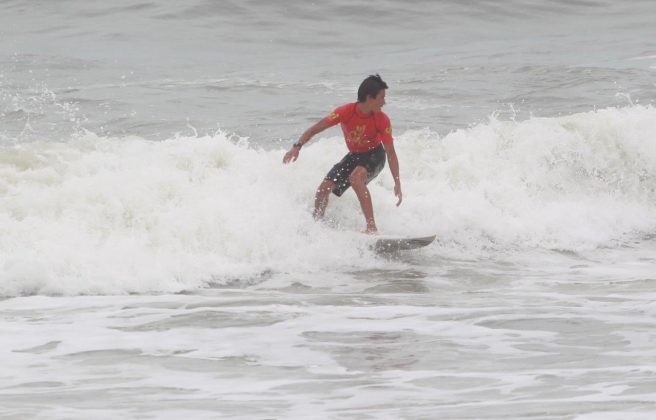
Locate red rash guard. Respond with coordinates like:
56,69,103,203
322,102,393,153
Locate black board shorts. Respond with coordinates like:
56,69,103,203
325,144,386,197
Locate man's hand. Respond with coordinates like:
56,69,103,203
394,182,403,206
283,147,300,164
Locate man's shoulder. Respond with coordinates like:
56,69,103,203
374,110,391,124
331,102,357,120
335,102,357,113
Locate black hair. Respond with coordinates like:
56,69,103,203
357,74,388,102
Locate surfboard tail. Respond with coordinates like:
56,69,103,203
373,235,436,253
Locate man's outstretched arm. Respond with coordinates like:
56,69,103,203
384,143,402,206
283,119,331,164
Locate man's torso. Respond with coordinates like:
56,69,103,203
323,102,393,153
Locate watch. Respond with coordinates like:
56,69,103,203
293,142,303,148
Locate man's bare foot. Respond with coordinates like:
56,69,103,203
361,227,378,235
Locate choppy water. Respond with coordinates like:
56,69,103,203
1,0,656,418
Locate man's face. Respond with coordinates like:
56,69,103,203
372,89,386,111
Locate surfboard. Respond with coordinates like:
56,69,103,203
372,234,436,253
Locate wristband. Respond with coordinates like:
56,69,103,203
293,142,303,148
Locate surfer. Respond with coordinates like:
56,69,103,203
283,74,402,234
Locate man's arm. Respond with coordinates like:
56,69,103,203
384,142,403,206
282,119,331,164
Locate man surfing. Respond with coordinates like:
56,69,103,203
283,74,402,234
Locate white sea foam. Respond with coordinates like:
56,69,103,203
2,105,656,296
397,104,656,251
0,130,377,296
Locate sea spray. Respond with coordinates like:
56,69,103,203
2,105,656,295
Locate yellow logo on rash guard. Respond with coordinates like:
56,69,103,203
385,126,392,135
348,125,367,144
328,112,339,120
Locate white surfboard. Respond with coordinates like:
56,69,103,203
372,234,436,253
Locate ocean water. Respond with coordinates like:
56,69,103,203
1,1,656,418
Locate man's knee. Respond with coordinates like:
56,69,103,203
349,167,368,187
316,179,335,195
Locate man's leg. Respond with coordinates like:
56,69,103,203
349,166,377,234
314,179,336,220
